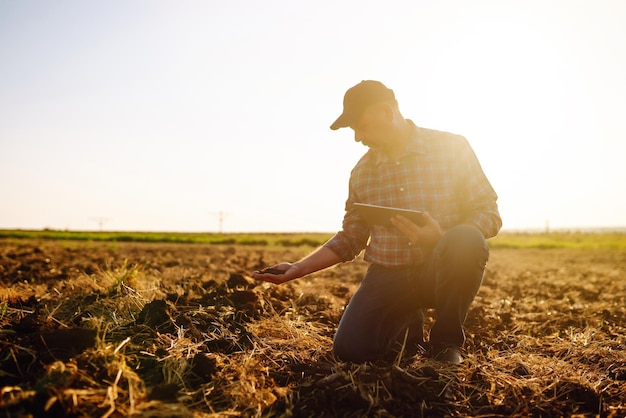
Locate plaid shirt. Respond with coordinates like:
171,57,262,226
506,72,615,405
324,121,502,267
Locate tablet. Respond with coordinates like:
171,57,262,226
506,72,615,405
354,203,425,227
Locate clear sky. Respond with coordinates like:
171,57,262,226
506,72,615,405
1,0,625,233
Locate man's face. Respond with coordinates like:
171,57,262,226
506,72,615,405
349,104,391,149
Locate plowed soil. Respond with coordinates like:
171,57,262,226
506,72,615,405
1,239,625,417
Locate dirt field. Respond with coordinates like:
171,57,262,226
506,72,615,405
0,238,625,417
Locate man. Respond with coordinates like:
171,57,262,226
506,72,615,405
252,80,502,364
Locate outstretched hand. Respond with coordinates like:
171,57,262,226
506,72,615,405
390,212,443,250
250,262,302,285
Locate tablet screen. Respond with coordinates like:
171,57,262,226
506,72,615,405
354,203,425,227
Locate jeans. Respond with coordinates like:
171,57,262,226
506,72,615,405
332,225,489,363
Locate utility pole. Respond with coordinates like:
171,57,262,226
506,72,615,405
209,211,230,233
91,217,111,231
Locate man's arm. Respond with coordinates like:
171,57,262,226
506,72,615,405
462,203,502,239
456,136,502,238
250,246,342,285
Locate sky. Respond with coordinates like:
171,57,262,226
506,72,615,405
1,0,625,233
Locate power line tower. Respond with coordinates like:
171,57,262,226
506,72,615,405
91,217,111,231
209,211,230,233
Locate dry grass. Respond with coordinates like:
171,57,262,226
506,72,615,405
0,240,625,417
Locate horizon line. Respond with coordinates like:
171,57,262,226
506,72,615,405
2,226,626,234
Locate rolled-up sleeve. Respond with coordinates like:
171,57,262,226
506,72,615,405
465,202,502,239
323,184,371,262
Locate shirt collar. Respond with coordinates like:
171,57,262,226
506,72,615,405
370,120,426,166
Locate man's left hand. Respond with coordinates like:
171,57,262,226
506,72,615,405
391,212,443,250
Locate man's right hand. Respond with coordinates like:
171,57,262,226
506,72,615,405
251,246,342,285
251,262,302,284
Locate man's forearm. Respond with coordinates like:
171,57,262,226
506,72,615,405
294,246,342,276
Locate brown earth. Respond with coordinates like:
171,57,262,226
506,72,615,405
0,239,625,417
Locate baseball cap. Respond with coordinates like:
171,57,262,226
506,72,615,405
330,80,396,130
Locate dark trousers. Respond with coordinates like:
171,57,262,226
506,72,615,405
332,225,489,363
